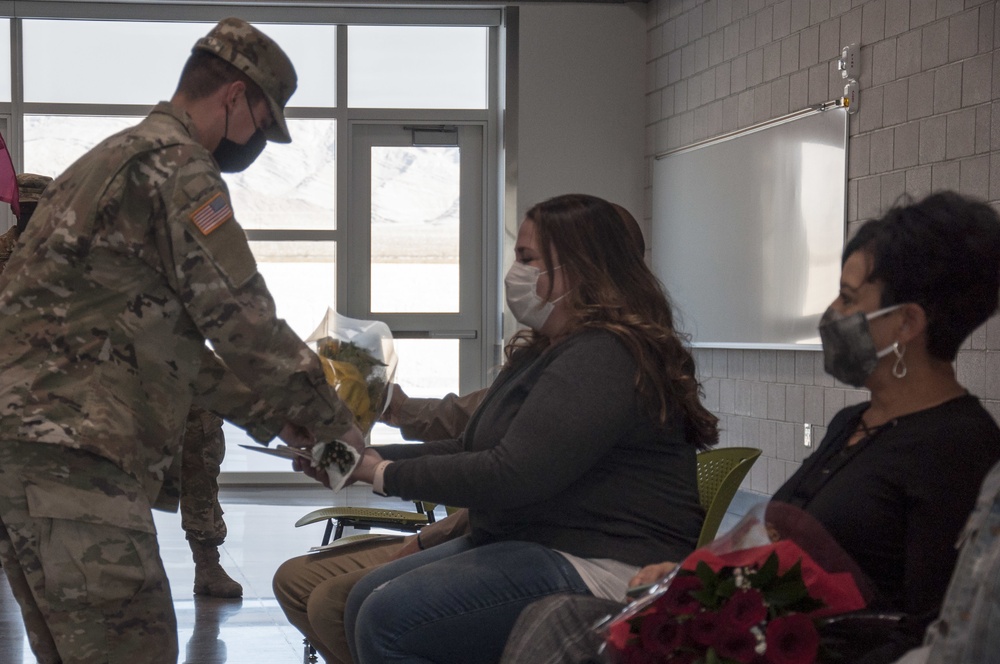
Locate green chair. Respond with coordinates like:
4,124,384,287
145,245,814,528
695,446,762,547
295,500,439,547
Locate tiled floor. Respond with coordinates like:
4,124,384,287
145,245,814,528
0,485,762,663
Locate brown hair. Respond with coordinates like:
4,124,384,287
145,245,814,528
505,194,718,449
175,50,266,107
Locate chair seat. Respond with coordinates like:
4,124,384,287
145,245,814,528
295,506,431,530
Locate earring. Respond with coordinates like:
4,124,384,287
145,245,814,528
891,342,907,379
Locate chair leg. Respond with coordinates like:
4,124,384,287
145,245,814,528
321,519,334,547
304,638,318,664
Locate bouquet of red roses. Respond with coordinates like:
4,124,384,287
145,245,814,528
602,504,870,664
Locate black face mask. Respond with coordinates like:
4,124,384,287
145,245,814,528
16,203,36,234
212,96,267,173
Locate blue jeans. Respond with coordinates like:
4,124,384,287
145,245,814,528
344,536,592,664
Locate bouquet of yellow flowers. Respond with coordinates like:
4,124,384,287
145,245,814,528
306,308,398,436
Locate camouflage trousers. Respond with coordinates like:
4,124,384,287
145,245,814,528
180,407,227,546
0,440,178,664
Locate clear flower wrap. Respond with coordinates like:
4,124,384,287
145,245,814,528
301,309,397,490
306,308,399,437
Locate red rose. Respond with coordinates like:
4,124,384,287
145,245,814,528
764,614,820,664
667,650,699,664
715,625,759,664
720,589,767,629
619,644,660,664
657,575,703,615
689,610,723,646
640,611,686,654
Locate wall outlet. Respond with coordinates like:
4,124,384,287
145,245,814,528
804,423,812,447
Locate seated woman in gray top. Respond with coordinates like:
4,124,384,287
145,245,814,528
274,202,647,664
326,193,718,664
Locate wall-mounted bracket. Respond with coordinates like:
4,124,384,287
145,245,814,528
838,43,859,79
844,79,860,115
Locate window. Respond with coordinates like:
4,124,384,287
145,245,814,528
348,26,488,109
9,7,500,480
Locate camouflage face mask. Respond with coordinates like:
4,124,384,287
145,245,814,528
818,304,902,387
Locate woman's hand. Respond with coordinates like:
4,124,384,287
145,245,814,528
628,561,678,588
389,509,471,560
380,384,409,427
349,447,385,485
339,423,366,455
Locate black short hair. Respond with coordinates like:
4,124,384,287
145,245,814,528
843,191,1000,361
174,50,265,107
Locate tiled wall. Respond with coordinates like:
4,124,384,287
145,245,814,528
645,0,1000,496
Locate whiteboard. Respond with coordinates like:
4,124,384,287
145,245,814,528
652,108,847,348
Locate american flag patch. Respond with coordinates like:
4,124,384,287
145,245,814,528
189,193,233,235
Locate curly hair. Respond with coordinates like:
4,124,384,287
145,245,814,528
844,191,1000,361
505,194,718,449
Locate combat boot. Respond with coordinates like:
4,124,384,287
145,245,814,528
190,539,243,598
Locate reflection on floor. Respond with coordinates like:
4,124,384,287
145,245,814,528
0,485,762,663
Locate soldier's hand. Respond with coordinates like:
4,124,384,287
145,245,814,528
278,422,315,450
291,453,331,489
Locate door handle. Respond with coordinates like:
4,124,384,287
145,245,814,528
391,330,478,339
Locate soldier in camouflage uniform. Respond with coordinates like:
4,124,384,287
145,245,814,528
0,17,363,664
0,173,53,277
181,407,242,598
3,173,242,598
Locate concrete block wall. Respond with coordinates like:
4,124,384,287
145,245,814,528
645,0,1000,497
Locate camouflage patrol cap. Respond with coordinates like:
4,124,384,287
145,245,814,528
17,173,52,203
194,17,297,144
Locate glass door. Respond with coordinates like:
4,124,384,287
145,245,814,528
347,123,486,445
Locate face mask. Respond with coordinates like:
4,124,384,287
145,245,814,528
213,94,267,173
16,204,36,234
504,261,566,331
818,304,903,387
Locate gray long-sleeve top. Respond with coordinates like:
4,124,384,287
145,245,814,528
377,328,704,567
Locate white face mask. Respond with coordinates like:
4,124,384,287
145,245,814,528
504,262,565,331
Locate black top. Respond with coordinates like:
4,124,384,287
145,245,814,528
773,394,1000,661
378,328,705,567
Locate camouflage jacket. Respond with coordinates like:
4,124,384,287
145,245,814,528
0,102,354,509
0,225,17,276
